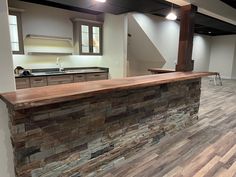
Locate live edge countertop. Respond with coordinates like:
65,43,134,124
0,72,214,110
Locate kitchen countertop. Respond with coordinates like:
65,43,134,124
1,72,215,110
15,67,109,78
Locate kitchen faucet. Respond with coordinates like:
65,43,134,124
56,57,64,72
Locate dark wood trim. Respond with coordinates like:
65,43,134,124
20,0,102,15
220,0,236,9
89,24,93,53
176,5,197,72
9,11,24,55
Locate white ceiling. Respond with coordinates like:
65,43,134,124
165,0,190,6
166,0,236,25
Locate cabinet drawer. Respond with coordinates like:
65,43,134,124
15,78,30,89
47,75,74,85
74,74,86,82
30,77,47,88
86,73,108,81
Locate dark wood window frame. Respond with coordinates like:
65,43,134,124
77,20,103,56
9,11,24,55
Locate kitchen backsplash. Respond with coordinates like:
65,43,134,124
13,55,102,69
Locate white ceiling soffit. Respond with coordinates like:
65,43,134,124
165,0,190,6
183,0,236,25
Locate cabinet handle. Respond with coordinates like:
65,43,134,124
34,79,43,82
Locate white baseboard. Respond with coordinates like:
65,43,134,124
205,76,236,80
221,76,232,80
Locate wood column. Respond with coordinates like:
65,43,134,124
176,4,197,71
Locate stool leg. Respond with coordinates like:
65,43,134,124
218,74,223,86
214,76,217,86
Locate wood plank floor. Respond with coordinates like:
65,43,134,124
100,78,236,177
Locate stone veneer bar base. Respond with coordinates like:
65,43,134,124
8,79,201,177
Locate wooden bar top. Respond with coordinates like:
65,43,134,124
0,72,214,110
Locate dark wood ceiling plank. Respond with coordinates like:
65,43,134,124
20,0,102,15
19,0,236,36
220,0,236,9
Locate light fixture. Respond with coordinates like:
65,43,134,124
95,0,106,2
208,31,212,34
166,4,177,21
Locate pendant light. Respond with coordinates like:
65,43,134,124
166,4,177,21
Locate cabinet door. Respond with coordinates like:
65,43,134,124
30,77,47,88
74,74,86,82
47,75,74,85
86,73,108,81
15,78,30,89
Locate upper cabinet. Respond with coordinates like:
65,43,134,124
8,11,24,54
73,19,103,56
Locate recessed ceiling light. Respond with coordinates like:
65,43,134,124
166,12,177,21
95,0,106,2
166,4,177,21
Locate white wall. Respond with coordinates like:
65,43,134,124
127,13,212,76
131,13,180,69
0,0,16,177
232,41,236,79
209,35,236,79
127,14,166,76
8,0,98,40
9,0,128,79
192,34,212,72
9,0,102,69
13,55,102,69
102,14,128,78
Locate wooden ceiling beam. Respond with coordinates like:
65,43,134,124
176,4,197,71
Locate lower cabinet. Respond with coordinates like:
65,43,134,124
47,75,74,86
86,73,108,81
15,78,30,89
30,77,47,87
74,74,86,82
15,72,108,89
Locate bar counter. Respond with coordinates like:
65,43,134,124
0,72,213,177
1,72,212,110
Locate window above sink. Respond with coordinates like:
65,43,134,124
72,18,103,56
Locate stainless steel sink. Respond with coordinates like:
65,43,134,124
31,71,65,76
65,69,103,73
31,68,106,76
45,71,66,75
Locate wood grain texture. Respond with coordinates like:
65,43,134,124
176,5,197,71
0,72,214,110
100,79,236,177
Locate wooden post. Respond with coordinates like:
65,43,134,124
176,4,197,71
